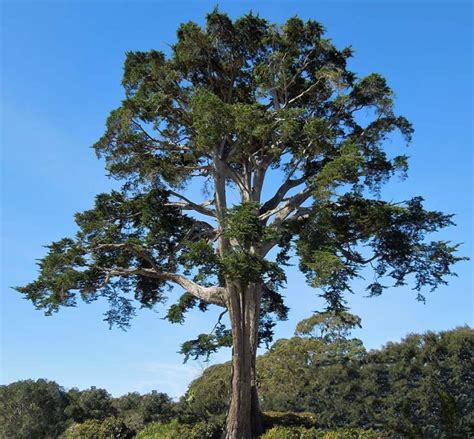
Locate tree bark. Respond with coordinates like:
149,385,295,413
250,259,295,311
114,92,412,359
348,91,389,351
225,283,263,439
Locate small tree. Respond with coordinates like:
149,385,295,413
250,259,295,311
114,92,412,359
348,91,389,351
16,10,465,438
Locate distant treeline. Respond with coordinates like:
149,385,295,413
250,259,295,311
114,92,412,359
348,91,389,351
1,323,472,438
182,324,473,438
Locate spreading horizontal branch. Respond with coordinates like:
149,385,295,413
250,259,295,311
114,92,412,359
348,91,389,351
99,266,227,308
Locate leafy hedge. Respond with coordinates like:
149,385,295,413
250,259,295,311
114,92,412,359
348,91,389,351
261,427,384,439
60,417,133,438
135,419,384,439
135,418,224,439
262,411,318,429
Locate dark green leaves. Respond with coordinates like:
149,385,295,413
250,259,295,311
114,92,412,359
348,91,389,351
16,188,194,327
295,194,465,310
17,10,465,362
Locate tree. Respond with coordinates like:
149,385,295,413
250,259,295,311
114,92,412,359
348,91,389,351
182,322,473,436
65,386,116,423
361,326,474,437
182,311,365,421
16,9,465,438
0,379,69,439
258,311,366,418
112,391,175,432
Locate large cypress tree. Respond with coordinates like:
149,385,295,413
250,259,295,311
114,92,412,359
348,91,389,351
16,10,464,438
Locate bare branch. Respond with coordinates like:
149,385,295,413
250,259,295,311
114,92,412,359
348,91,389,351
167,190,217,218
99,266,227,308
259,185,312,222
260,176,306,215
260,206,311,256
338,246,380,264
209,309,228,335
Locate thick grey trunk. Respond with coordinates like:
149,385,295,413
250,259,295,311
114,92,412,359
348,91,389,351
225,283,263,439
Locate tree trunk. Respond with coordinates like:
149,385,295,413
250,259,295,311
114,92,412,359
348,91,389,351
225,283,263,439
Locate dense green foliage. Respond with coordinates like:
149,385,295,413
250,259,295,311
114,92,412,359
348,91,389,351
260,427,383,439
112,391,175,432
181,318,474,438
0,379,69,439
135,421,381,439
60,417,133,439
65,386,116,423
0,382,175,439
16,9,464,362
135,418,224,439
1,324,472,438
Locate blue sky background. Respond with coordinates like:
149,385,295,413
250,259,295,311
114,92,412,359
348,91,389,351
1,0,472,398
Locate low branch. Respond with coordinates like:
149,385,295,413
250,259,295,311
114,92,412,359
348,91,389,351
99,266,227,308
209,309,228,335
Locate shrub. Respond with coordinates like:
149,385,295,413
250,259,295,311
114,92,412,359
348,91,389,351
135,419,192,439
60,417,133,438
136,419,225,439
262,411,318,429
261,426,321,439
260,427,385,439
61,420,101,438
320,429,384,439
188,419,225,438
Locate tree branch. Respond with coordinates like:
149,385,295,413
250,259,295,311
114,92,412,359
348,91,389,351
260,176,306,215
338,246,380,265
260,206,311,256
99,266,227,308
259,185,312,222
167,190,217,218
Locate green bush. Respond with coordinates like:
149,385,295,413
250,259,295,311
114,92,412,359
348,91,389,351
187,419,225,438
262,411,318,428
135,419,185,439
261,427,384,439
60,420,102,438
320,429,384,439
136,419,224,439
60,417,133,438
261,426,321,439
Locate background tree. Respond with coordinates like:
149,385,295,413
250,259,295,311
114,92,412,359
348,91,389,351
180,311,365,422
16,9,465,438
0,379,69,439
361,326,474,438
112,391,175,432
60,417,133,439
65,386,116,423
182,322,473,437
258,311,365,417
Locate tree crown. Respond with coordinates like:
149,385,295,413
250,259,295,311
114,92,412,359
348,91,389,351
16,9,465,360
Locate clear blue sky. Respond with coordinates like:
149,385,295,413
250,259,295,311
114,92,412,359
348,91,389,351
1,0,472,398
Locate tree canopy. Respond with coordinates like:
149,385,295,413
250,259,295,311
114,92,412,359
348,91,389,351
181,316,474,438
16,10,464,360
